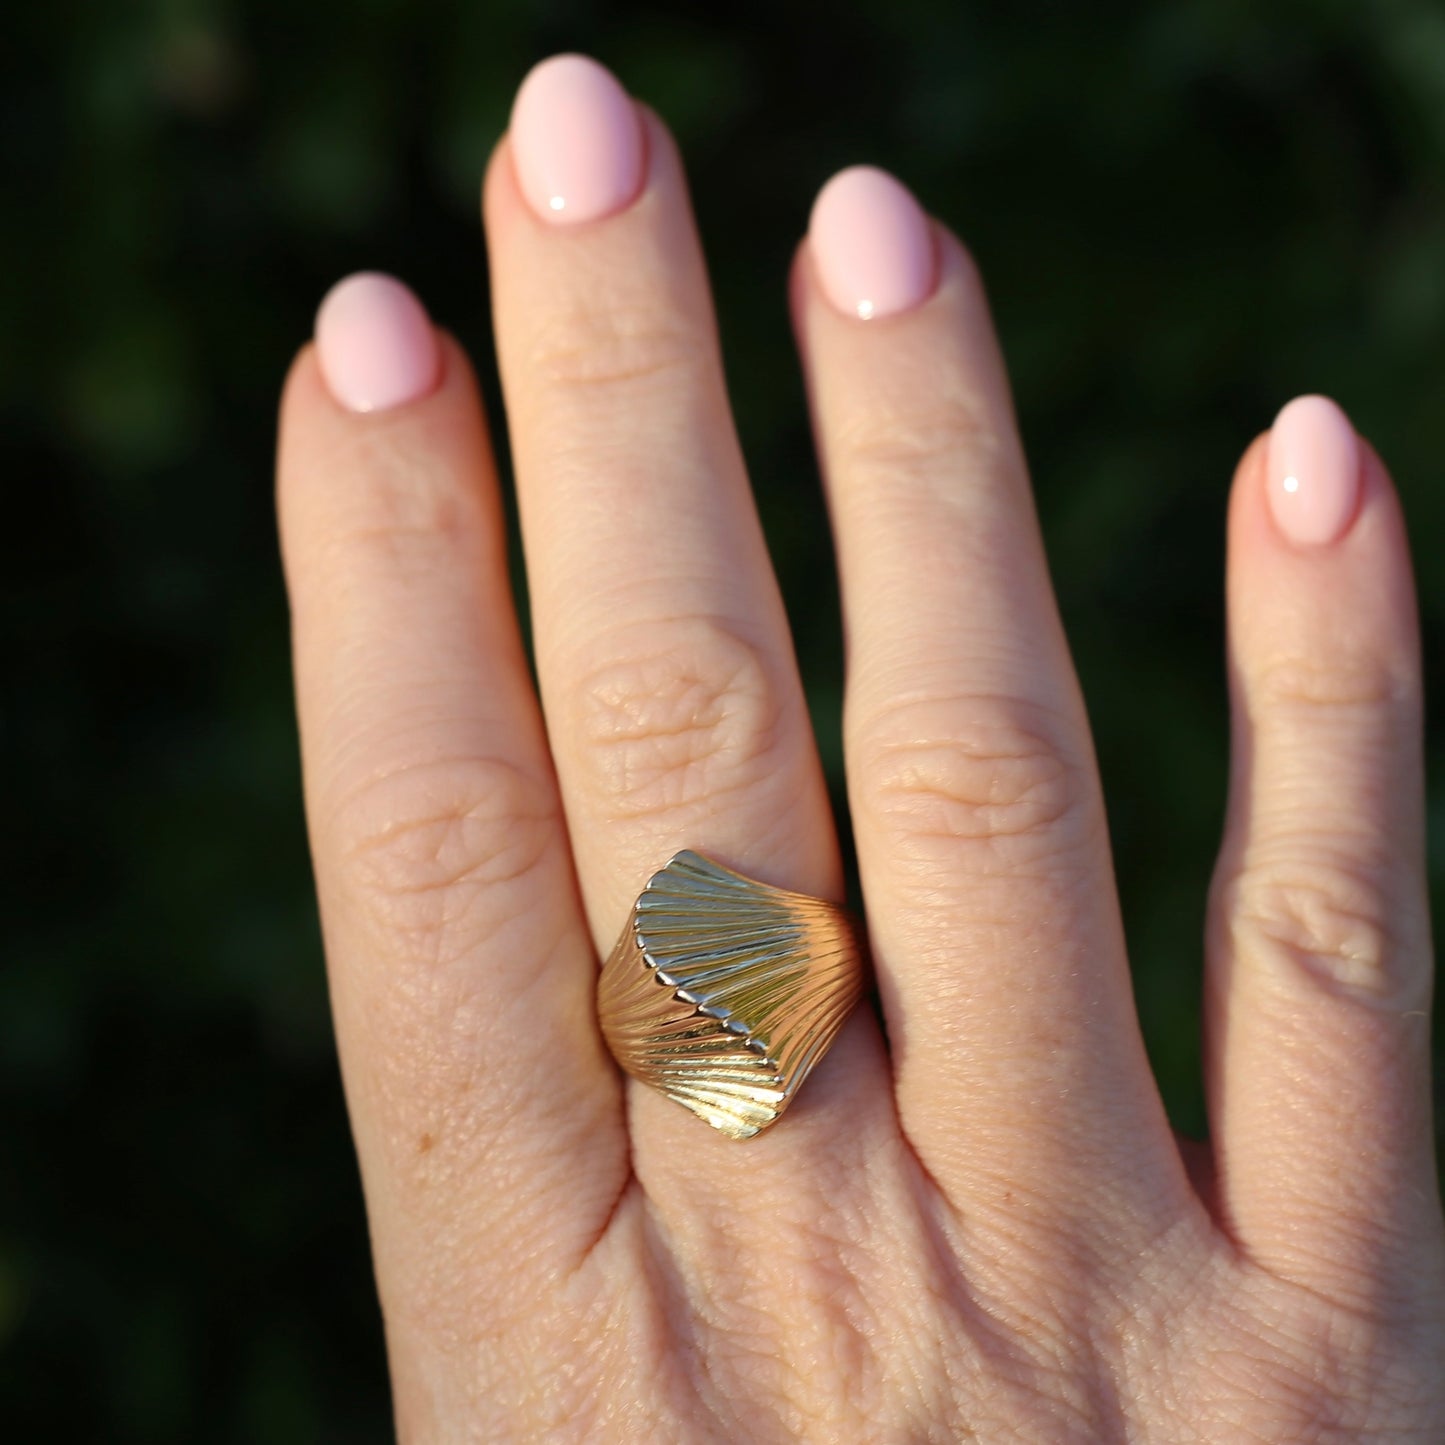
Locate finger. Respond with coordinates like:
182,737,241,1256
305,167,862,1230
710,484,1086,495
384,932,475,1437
278,276,624,1402
792,168,1189,1232
485,59,892,1220
1206,399,1444,1304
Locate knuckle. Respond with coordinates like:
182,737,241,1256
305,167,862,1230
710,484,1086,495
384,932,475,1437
1250,650,1415,716
854,695,1093,871
525,300,706,396
1218,851,1417,1006
314,427,480,567
330,754,561,968
836,392,1006,480
564,618,789,824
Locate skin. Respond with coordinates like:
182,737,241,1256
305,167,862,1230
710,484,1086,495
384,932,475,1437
276,106,1445,1442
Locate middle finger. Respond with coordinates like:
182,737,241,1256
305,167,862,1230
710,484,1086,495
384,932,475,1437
484,59,892,1225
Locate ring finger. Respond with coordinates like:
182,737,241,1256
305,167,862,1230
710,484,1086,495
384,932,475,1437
792,168,1192,1244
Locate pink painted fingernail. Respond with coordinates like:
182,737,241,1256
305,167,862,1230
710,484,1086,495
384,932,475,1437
314,273,440,414
1267,395,1361,547
510,54,644,225
808,165,937,320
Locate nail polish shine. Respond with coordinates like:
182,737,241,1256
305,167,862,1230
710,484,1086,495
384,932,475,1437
809,166,937,320
510,55,644,225
1267,395,1361,547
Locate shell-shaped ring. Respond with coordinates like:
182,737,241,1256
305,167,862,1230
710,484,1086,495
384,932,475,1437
597,850,866,1139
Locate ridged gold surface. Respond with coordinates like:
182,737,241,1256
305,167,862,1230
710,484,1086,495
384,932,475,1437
598,850,864,1139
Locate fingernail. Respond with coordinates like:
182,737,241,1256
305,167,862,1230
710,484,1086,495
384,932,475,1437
510,54,644,225
1267,395,1361,547
808,165,937,320
315,272,440,414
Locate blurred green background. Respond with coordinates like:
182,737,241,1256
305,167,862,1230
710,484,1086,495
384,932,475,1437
6,0,1445,1437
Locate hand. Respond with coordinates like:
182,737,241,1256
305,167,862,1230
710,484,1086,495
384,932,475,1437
277,55,1444,1441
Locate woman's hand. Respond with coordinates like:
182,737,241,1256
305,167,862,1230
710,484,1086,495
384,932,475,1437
276,55,1444,1442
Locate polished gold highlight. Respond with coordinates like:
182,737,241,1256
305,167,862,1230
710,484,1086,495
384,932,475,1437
598,850,864,1139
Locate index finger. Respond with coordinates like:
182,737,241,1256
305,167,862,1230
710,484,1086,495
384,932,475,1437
277,276,626,1407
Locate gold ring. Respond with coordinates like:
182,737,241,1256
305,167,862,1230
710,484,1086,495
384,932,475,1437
597,850,865,1140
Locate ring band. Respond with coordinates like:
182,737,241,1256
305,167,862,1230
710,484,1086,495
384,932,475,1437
598,850,865,1140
